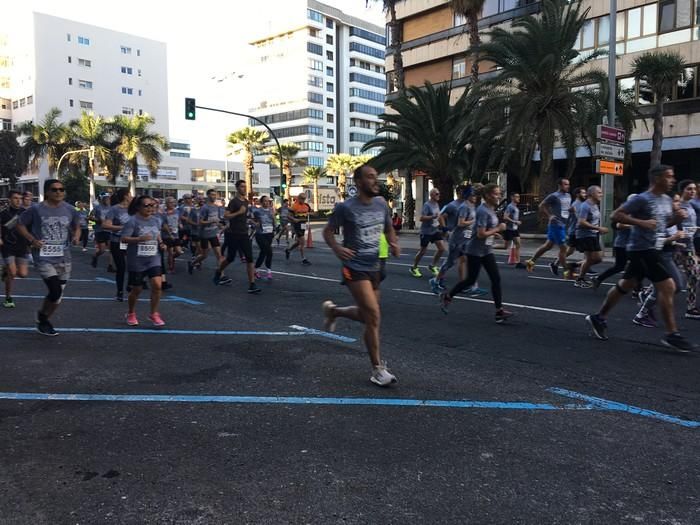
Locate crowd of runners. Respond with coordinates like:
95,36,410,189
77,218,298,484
0,163,698,384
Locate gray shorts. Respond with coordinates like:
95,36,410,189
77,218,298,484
35,261,72,281
3,254,30,266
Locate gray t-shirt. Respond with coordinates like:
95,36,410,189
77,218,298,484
254,207,275,235
575,200,600,239
466,204,498,257
690,198,700,238
543,191,572,227
93,203,111,233
327,196,391,272
279,205,290,223
454,202,475,247
622,191,673,252
504,202,520,231
162,210,180,239
420,201,441,235
568,199,583,234
198,203,222,239
121,214,162,272
612,224,631,249
20,201,80,264
105,204,131,243
440,200,461,231
77,208,88,228
680,200,697,251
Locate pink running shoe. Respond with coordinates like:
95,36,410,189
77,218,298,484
148,312,165,327
126,312,139,326
266,269,273,280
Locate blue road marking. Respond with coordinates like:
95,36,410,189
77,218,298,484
548,387,700,428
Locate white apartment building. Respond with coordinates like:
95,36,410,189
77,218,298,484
247,0,386,189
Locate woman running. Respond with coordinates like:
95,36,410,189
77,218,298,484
253,195,275,280
678,180,699,319
102,189,132,301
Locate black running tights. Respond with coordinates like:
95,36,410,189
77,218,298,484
449,253,502,309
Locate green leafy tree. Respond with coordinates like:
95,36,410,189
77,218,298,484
631,51,687,168
302,166,326,212
62,165,89,204
266,143,305,200
228,127,269,195
0,131,25,186
16,107,71,175
67,112,114,207
451,0,487,83
326,153,371,201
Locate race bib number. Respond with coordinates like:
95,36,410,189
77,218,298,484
655,234,665,250
40,242,64,257
301,223,307,231
119,242,127,251
561,210,570,219
432,219,439,228
137,242,158,257
262,224,273,233
463,229,472,239
485,236,494,246
512,223,518,231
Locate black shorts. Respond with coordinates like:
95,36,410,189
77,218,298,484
225,234,253,262
576,236,601,253
695,237,700,255
342,266,381,290
163,238,182,248
293,223,307,237
95,231,111,244
420,232,444,247
200,236,220,249
503,230,520,241
567,233,577,247
623,249,670,284
128,266,162,287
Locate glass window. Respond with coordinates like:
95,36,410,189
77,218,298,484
120,46,131,54
326,82,333,92
327,129,334,138
308,92,323,104
628,8,642,38
78,58,91,67
454,12,467,26
326,34,333,44
657,27,691,45
309,27,320,38
327,113,334,123
326,50,334,60
68,77,73,85
78,36,90,45
122,107,134,115
307,9,323,22
643,4,657,35
482,0,498,17
327,145,334,154
79,100,93,109
581,19,595,49
616,12,626,41
453,56,467,79
676,66,695,99
67,56,72,63
659,0,675,32
326,18,334,29
68,99,73,108
326,66,334,76
309,59,323,71
26,95,33,104
638,78,654,105
677,0,692,27
308,42,323,55
626,35,657,52
501,0,517,12
78,79,93,89
67,33,71,42
308,75,322,87
326,97,334,107
618,77,636,95
597,16,610,46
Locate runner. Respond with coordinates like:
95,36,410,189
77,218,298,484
585,165,693,352
16,179,81,336
102,189,132,301
75,201,89,252
162,197,183,272
593,194,636,288
1,190,31,308
22,191,34,209
214,180,261,293
321,163,400,386
177,194,196,257
430,186,471,292
440,184,513,323
89,193,113,269
275,198,291,246
410,188,446,278
526,178,571,275
188,189,223,274
677,180,699,319
253,195,275,280
285,193,312,265
121,195,167,327
503,192,525,268
573,185,608,288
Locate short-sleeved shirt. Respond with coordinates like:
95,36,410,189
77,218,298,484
77,208,88,228
327,196,391,272
420,201,441,235
504,202,520,231
291,202,311,223
440,200,461,231
20,201,80,264
679,200,697,251
466,204,498,257
453,202,475,244
575,200,600,239
543,191,572,227
690,198,700,238
612,224,631,249
1,206,30,252
93,204,111,233
622,191,673,252
226,197,249,236
198,203,222,239
121,214,162,272
162,209,180,239
105,204,131,243
279,205,290,223
178,205,195,232
567,199,584,234
254,207,275,234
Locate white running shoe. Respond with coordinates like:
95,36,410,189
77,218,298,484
370,362,397,387
322,300,337,332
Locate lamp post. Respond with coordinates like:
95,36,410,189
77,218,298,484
224,149,235,201
45,146,95,204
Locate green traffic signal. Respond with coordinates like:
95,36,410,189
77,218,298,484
185,98,196,120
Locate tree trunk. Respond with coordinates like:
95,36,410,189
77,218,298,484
313,179,319,212
338,172,346,201
244,150,254,197
468,14,480,85
284,161,292,201
433,176,455,208
650,97,664,168
129,159,137,196
538,130,556,193
404,169,415,229
388,4,404,92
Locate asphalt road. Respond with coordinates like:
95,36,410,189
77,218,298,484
1,229,698,524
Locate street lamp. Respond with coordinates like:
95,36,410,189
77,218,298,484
224,148,235,201
44,146,96,205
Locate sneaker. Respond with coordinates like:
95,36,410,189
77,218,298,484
632,314,656,328
515,262,526,269
90,255,98,268
370,362,397,387
428,265,439,276
301,259,312,266
574,279,593,289
116,291,124,302
661,332,694,353
3,297,15,308
563,270,577,280
216,276,233,286
549,261,559,276
161,282,172,291
322,300,337,332
439,291,452,314
585,314,608,341
429,277,443,294
107,264,116,273
466,287,488,297
409,267,422,278
126,312,139,326
187,261,194,275
254,270,262,280
591,276,602,290
82,247,88,252
36,319,58,337
266,269,273,280
525,259,535,273
248,283,262,294
684,308,700,320
148,312,166,327
631,290,640,301
495,308,514,323
285,249,291,261
212,271,221,285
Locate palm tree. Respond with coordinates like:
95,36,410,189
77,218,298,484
0,131,25,186
67,112,113,207
266,143,304,200
631,51,687,168
472,0,607,191
363,82,476,206
110,114,169,195
325,153,369,201
227,127,269,193
451,0,487,84
16,107,71,176
302,166,326,211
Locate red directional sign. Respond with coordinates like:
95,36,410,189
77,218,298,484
596,125,626,144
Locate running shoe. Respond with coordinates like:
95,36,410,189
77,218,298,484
148,312,166,327
585,314,608,341
161,282,172,291
661,332,694,353
322,300,337,332
285,249,291,260
466,287,488,297
302,259,312,266
515,262,526,269
126,312,139,326
409,267,422,278
632,314,656,328
429,277,443,294
82,247,88,252
685,308,700,320
36,319,58,336
549,261,558,276
495,308,514,323
216,276,233,286
187,261,194,275
525,259,535,273
3,297,15,308
116,291,124,302
562,270,577,280
254,270,262,280
428,265,439,276
439,291,452,314
370,361,397,387
248,283,262,294
631,290,640,301
591,276,602,290
574,279,593,289
266,270,273,280
90,255,98,268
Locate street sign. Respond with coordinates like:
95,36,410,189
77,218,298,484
596,125,625,144
347,185,357,197
596,159,624,176
595,142,625,160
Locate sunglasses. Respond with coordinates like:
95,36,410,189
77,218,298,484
49,187,65,192
143,203,157,208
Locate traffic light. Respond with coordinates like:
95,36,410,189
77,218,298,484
185,98,196,120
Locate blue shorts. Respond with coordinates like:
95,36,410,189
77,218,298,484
547,224,567,245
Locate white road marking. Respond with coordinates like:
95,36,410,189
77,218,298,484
528,275,614,287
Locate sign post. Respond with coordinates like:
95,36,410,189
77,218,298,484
595,125,625,246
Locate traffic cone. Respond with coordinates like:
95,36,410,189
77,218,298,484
507,245,517,265
306,214,314,248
